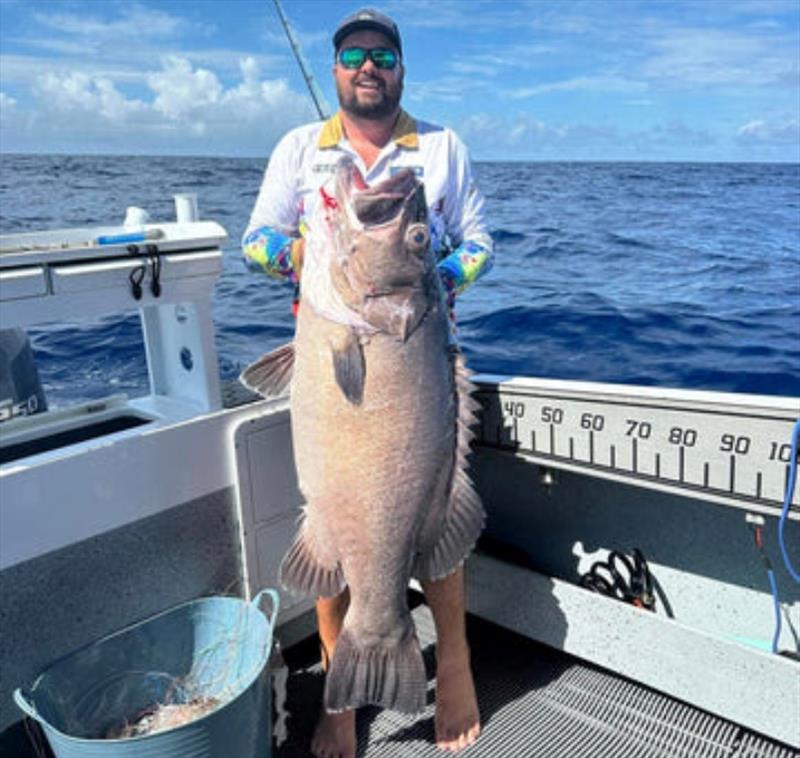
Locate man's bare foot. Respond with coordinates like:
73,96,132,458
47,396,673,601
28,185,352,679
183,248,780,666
434,653,481,752
311,708,356,758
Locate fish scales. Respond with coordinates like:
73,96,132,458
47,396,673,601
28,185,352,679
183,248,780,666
241,158,485,714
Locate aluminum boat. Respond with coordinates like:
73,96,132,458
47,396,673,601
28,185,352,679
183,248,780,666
1,200,797,757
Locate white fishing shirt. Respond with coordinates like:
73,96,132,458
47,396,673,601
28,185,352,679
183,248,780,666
245,110,493,285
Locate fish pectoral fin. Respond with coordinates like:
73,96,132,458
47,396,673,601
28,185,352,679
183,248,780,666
362,289,429,342
413,350,486,582
240,341,295,397
325,622,426,713
279,525,345,598
331,330,365,405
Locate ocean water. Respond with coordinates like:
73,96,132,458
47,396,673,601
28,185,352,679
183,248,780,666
1,155,798,407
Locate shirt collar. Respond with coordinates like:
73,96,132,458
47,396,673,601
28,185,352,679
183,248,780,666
317,110,419,150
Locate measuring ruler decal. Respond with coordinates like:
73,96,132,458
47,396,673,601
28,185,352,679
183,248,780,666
474,377,800,520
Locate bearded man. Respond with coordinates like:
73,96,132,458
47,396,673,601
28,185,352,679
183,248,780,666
243,8,493,756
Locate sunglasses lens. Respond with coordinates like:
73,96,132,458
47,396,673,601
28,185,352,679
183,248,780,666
339,48,367,68
338,47,398,70
370,49,398,69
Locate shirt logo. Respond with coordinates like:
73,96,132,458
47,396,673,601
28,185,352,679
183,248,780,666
312,164,338,174
390,165,423,177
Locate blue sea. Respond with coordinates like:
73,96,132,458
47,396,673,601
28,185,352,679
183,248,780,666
1,155,799,406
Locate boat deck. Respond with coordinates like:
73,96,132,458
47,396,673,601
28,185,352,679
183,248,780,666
275,598,795,758
4,594,795,758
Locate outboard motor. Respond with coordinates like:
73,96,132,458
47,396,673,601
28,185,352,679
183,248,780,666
0,329,47,422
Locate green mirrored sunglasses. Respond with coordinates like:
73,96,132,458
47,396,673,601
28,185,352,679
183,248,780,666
338,47,399,70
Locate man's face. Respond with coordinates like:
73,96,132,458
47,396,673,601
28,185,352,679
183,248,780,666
333,30,404,120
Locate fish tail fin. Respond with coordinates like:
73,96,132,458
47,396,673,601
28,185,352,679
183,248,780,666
279,521,346,598
324,620,426,713
240,341,295,397
413,350,485,582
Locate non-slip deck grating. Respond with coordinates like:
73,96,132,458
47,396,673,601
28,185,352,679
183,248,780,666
733,734,799,758
275,602,797,758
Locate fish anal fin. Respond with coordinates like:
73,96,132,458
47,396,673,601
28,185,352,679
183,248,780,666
240,342,295,397
279,522,345,598
331,330,365,405
413,351,486,582
324,622,426,713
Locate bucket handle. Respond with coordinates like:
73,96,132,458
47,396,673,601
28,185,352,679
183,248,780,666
13,688,38,722
251,588,280,626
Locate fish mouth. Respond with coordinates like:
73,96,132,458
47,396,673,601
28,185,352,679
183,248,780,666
337,160,423,228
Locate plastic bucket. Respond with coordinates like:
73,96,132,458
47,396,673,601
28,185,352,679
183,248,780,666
14,589,279,758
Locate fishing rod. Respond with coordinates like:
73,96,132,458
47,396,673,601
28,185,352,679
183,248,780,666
271,0,331,120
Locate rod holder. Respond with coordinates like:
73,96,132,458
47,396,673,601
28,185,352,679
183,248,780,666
174,194,199,223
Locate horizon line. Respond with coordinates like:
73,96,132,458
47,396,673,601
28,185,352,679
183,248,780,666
2,151,798,166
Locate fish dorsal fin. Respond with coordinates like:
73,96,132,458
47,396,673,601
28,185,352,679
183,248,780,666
331,329,365,405
240,342,295,397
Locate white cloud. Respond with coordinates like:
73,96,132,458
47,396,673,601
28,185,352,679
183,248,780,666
260,26,330,52
639,121,716,148
407,77,471,104
641,28,798,87
209,57,306,132
447,44,559,76
738,120,768,137
0,92,17,110
147,56,223,120
12,38,102,57
0,53,147,87
506,76,647,99
33,72,147,122
0,89,32,143
454,111,726,161
458,111,620,153
0,49,287,92
32,3,199,42
737,119,800,143
4,56,314,156
386,0,524,31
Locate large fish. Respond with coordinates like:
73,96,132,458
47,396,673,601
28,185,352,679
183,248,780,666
241,158,484,714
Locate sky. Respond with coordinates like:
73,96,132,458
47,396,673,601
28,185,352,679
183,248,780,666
0,0,798,162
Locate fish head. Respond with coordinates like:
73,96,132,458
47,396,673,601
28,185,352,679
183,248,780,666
329,158,437,339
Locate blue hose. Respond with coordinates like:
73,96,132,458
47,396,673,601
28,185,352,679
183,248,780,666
778,418,800,584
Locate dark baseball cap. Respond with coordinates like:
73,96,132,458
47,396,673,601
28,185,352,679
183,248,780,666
333,8,402,55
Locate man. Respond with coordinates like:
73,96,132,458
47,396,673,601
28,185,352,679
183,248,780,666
243,8,493,756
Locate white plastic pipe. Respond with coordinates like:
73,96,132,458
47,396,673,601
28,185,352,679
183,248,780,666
174,194,199,223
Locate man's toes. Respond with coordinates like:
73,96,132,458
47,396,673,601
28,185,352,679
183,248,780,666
437,731,458,752
436,722,481,752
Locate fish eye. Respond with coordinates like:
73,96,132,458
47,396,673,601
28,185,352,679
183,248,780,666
406,223,429,253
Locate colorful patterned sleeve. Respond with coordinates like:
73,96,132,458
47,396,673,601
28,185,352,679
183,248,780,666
242,225,298,283
436,239,494,304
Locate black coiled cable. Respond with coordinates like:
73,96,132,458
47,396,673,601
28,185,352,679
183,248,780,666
579,548,655,611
